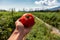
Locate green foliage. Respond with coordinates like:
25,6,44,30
0,11,24,40
26,18,60,40
32,12,60,29
0,11,60,40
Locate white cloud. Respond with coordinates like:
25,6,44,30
35,0,47,5
48,0,58,6
35,0,60,7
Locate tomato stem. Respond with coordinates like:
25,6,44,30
26,16,30,19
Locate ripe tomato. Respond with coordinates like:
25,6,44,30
19,13,35,28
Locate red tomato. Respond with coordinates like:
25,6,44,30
19,13,35,28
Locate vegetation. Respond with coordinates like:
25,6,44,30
32,12,60,29
0,11,60,40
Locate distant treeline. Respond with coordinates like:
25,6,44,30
34,10,60,12
0,9,60,12
0,10,7,12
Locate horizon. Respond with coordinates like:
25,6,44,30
0,0,60,11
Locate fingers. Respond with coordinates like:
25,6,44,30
15,19,24,27
15,18,33,37
15,19,24,32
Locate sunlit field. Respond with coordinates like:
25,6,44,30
0,11,60,40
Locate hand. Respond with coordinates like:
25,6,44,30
8,19,33,40
15,19,32,37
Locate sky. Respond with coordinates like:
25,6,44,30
0,0,60,11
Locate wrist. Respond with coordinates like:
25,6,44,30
8,29,24,40
17,33,24,40
15,29,25,40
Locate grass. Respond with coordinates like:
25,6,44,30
32,12,60,29
0,11,60,40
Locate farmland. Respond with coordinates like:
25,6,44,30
0,11,60,40
32,12,60,29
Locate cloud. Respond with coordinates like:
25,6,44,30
35,0,46,5
35,0,60,6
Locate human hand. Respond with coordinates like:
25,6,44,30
15,19,32,37
8,13,35,40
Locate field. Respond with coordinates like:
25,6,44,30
0,11,60,40
32,12,60,29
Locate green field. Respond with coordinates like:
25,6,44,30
0,11,60,40
32,12,60,29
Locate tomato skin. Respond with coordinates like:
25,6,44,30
19,13,35,28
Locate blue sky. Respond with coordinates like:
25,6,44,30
0,0,60,11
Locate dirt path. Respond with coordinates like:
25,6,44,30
34,15,60,36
